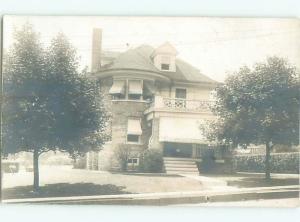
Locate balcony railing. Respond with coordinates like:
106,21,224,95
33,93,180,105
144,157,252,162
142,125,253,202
148,96,213,113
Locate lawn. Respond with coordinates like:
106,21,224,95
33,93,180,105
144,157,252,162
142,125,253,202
3,183,130,199
2,165,204,199
2,165,298,200
203,173,299,188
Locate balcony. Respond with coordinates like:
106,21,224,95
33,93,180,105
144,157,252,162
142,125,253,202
145,96,214,114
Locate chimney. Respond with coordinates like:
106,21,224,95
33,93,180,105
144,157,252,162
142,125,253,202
91,28,102,72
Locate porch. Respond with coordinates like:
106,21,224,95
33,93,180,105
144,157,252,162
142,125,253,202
145,96,213,115
162,142,228,175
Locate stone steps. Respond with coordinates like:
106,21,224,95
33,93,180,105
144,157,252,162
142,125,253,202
164,157,200,175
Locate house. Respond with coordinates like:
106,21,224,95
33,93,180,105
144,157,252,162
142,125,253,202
85,29,232,174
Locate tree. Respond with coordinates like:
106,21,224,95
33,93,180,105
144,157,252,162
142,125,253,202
3,24,108,191
204,57,299,179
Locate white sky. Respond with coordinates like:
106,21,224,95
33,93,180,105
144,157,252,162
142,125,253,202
3,16,300,82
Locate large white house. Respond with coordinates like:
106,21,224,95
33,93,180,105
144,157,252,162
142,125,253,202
85,29,232,174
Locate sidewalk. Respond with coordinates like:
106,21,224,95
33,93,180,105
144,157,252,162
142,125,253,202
3,185,299,205
236,172,299,178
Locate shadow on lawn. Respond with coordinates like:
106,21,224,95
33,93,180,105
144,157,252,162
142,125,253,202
2,183,131,200
227,177,299,188
114,172,183,178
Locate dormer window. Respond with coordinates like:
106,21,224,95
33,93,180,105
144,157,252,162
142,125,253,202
152,42,177,72
161,63,170,71
160,55,171,71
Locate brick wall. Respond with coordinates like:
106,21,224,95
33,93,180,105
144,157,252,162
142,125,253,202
111,100,151,152
98,77,153,170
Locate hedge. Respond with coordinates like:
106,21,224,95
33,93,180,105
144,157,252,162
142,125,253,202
234,152,299,174
139,149,164,173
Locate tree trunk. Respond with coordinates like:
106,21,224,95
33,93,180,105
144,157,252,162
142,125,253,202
33,149,40,192
265,142,271,180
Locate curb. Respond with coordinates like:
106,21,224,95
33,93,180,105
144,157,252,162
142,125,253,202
3,186,299,205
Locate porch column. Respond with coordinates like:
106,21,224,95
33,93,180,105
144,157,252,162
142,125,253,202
149,117,164,151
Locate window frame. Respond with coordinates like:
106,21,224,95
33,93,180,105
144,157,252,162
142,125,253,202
161,63,170,71
111,78,149,102
126,134,141,144
127,158,139,165
126,118,142,144
175,88,187,99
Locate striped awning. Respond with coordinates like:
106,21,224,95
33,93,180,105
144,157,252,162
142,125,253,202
127,119,142,135
109,80,125,95
128,80,142,95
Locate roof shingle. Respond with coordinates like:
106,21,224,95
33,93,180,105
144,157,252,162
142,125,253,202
101,45,218,84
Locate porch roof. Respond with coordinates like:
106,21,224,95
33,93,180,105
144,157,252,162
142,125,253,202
159,117,208,144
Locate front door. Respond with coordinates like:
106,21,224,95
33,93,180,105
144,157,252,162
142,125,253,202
164,142,193,158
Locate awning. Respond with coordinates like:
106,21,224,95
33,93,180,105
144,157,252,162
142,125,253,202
127,119,142,135
159,117,206,143
128,80,142,95
109,80,125,95
143,81,155,96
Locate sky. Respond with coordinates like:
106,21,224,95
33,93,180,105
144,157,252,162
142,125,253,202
3,16,300,82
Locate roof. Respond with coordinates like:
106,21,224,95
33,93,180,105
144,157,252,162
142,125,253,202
100,44,218,84
151,42,178,57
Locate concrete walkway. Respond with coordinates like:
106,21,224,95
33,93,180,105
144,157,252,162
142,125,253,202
181,174,228,188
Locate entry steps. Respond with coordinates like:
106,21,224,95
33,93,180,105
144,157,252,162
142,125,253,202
163,157,200,175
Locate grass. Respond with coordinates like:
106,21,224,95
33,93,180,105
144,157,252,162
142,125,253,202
203,172,299,188
227,177,299,188
2,183,131,199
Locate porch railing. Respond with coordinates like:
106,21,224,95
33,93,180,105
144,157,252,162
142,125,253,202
149,96,213,113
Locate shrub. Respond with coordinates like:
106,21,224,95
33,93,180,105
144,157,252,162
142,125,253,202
234,152,299,174
114,145,132,172
139,149,164,173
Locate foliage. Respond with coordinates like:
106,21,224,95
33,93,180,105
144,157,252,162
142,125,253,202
114,145,132,172
139,149,164,173
234,152,299,174
2,23,108,189
205,57,299,147
202,57,299,178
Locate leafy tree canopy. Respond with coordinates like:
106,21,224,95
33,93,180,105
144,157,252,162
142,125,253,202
3,24,109,158
205,56,299,148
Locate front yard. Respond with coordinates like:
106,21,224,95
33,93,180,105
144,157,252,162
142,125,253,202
2,165,205,199
2,165,299,200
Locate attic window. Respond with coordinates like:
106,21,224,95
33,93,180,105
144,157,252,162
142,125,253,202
161,63,170,70
161,56,171,71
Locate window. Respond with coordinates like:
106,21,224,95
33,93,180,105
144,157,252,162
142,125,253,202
127,158,139,168
128,158,138,164
128,80,142,100
110,79,154,101
109,80,126,95
175,88,187,108
127,118,142,143
161,63,170,70
128,94,141,100
127,134,140,143
175,88,187,99
112,94,125,100
161,56,171,71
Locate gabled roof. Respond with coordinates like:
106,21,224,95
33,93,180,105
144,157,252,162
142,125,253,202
99,44,218,84
151,42,178,57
